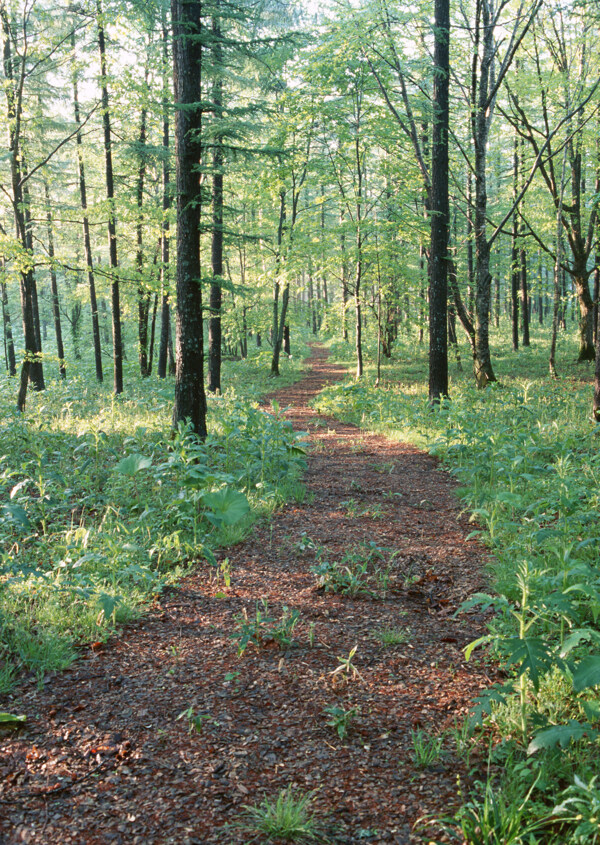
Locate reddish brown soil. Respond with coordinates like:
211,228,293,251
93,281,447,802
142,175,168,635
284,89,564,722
0,346,493,844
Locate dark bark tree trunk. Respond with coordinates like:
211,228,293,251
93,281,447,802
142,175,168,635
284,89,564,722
520,234,530,346
340,219,349,342
158,15,172,381
148,292,158,376
208,12,223,393
271,187,286,376
1,8,44,408
1,269,16,376
171,0,207,437
136,65,151,377
43,178,66,378
97,0,123,394
428,0,449,403
72,33,102,382
466,170,475,316
70,301,82,361
511,129,519,351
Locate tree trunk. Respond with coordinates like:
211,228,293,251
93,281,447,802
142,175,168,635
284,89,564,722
72,34,102,382
97,0,123,395
511,130,519,351
1,271,16,376
158,14,172,381
520,236,530,346
428,0,449,404
208,12,223,393
148,293,158,376
1,9,44,407
271,187,286,376
171,0,207,438
43,178,66,378
136,66,151,378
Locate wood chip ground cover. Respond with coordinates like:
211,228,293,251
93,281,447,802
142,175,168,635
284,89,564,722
0,347,494,844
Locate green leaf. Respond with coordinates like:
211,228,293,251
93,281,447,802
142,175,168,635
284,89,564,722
528,721,595,755
464,634,494,661
202,488,250,526
505,637,554,691
115,454,152,476
97,593,122,621
560,629,600,657
582,700,600,723
1,503,31,530
0,712,26,727
573,655,600,692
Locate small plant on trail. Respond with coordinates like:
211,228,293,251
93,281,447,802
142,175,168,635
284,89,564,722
294,532,317,553
312,542,390,598
330,646,362,686
176,706,216,734
411,728,445,769
323,704,359,740
210,557,232,591
341,497,360,517
232,600,275,655
240,785,323,842
270,606,301,648
231,600,300,655
374,626,410,647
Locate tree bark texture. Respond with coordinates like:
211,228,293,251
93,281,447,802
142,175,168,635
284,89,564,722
171,0,207,438
72,35,103,382
97,0,123,394
428,0,449,403
208,12,223,393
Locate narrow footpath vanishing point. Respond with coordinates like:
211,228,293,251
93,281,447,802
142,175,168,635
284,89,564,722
0,346,493,844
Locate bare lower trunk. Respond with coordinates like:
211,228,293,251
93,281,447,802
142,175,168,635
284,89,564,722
1,275,16,375
574,275,595,361
171,0,207,437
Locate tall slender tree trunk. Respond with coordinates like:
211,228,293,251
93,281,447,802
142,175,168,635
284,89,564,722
271,187,286,376
97,0,123,394
72,33,102,382
172,0,207,437
208,11,223,393
1,267,16,376
340,217,348,341
466,170,475,316
1,8,44,408
428,0,449,403
472,0,496,387
136,65,151,377
158,15,172,381
520,232,530,346
354,132,364,379
43,177,66,378
511,128,519,351
550,149,568,377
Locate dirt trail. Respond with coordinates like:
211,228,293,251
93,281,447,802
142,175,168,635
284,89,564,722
0,346,491,844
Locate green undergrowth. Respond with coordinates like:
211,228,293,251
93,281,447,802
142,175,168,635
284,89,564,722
316,328,600,843
0,345,308,691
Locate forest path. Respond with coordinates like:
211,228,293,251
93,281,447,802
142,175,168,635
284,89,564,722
1,345,492,844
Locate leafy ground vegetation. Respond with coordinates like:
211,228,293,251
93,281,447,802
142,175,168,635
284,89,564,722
3,328,600,844
1,343,494,844
315,327,600,843
0,347,308,693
